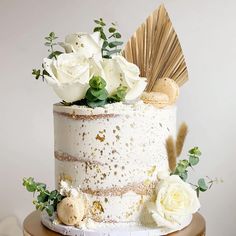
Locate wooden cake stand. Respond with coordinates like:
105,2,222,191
23,211,206,236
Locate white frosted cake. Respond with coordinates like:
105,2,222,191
23,5,202,236
54,102,176,224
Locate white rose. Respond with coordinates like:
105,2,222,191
93,55,147,100
43,53,90,103
59,32,103,61
148,175,200,230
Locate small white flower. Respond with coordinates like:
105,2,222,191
43,53,90,103
147,175,200,230
59,32,103,61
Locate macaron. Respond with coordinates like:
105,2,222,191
57,196,86,226
152,78,179,105
141,91,169,108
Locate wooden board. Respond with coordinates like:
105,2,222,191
23,211,205,236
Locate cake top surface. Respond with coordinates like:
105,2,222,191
53,101,175,116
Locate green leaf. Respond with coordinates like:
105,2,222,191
189,155,199,166
102,41,109,48
112,32,121,38
179,159,189,169
107,49,122,56
49,190,58,200
44,42,51,47
109,86,127,102
37,192,49,203
94,26,102,32
108,41,123,48
48,51,63,59
85,88,98,102
87,99,107,108
198,178,208,192
109,27,116,33
45,205,54,217
100,31,107,40
89,76,106,90
189,147,202,156
179,170,188,181
90,89,108,100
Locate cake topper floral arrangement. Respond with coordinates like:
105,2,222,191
32,19,147,108
24,4,221,232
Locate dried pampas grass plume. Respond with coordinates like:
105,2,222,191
176,122,188,157
122,4,188,91
166,136,177,172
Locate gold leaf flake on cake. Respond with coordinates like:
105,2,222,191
95,134,105,142
147,166,156,177
91,201,104,215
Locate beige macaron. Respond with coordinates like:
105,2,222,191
141,91,169,108
57,196,86,226
152,78,179,105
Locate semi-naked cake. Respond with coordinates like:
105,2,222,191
23,4,202,236
54,102,176,224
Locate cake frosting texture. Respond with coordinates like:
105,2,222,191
54,102,176,223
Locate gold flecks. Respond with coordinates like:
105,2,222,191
144,179,151,186
91,201,104,215
147,166,156,177
96,134,105,142
59,173,73,184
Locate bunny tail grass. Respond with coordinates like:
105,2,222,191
166,136,177,172
176,122,188,157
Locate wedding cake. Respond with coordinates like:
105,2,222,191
22,5,208,236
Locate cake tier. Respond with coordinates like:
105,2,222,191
54,102,176,223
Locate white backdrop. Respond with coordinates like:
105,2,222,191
0,0,236,235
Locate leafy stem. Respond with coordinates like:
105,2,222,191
23,177,64,216
93,19,123,58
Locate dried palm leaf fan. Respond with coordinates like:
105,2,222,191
122,4,188,91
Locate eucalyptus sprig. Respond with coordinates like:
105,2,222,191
108,86,128,102
23,177,64,216
32,32,62,81
192,177,222,197
93,19,123,58
172,147,220,196
44,32,63,59
85,76,109,108
173,147,202,181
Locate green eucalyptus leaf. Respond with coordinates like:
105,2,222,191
85,89,98,102
49,190,58,200
100,31,107,40
89,76,106,90
46,205,54,217
198,178,208,192
87,99,107,108
112,32,121,38
107,49,122,56
189,147,202,156
48,51,63,59
94,26,102,32
189,155,199,166
179,159,189,169
109,27,116,33
108,41,123,48
37,192,49,203
179,170,188,181
91,89,108,100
